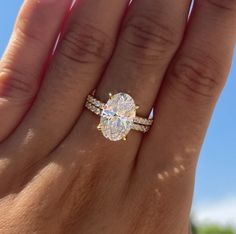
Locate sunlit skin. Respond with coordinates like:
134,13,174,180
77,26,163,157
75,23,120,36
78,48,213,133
0,0,235,233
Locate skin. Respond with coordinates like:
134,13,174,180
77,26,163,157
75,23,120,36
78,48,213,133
0,0,235,233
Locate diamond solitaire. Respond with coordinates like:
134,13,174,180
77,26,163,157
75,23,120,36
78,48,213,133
85,93,153,141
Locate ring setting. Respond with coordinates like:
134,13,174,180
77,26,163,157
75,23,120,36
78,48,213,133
85,92,153,141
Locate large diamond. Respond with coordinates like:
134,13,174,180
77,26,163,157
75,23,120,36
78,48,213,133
100,93,136,141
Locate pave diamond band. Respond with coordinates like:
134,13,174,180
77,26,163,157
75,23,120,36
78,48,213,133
85,101,151,133
86,95,153,126
85,93,153,141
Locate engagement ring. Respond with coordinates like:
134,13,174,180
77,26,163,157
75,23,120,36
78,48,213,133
85,93,153,141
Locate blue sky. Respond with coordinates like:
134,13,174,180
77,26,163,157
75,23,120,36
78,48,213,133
1,0,236,225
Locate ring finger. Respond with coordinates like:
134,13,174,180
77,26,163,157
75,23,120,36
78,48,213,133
60,0,193,186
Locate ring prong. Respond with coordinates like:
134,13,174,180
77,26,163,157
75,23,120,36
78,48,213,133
136,105,140,110
97,124,102,130
109,93,113,99
123,137,127,141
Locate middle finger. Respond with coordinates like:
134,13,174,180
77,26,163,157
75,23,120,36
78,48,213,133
0,0,129,178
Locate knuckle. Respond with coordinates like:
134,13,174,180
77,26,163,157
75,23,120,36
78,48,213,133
121,14,177,64
0,67,36,103
45,59,91,102
15,0,59,46
168,51,224,102
205,0,236,12
15,15,46,47
58,22,112,64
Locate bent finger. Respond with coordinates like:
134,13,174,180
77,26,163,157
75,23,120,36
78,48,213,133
132,2,236,229
129,0,236,230
140,0,236,173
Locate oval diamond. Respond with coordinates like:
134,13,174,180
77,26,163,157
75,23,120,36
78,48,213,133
100,93,136,141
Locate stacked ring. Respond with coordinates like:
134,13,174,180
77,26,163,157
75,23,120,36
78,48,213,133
85,93,153,141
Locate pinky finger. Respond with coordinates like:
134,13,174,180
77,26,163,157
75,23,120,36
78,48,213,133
0,0,72,141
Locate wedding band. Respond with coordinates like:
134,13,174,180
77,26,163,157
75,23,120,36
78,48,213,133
85,92,153,141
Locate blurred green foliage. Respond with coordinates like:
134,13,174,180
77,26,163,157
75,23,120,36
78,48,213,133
191,223,236,234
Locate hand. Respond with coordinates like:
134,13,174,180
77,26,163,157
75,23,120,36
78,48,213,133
0,0,235,233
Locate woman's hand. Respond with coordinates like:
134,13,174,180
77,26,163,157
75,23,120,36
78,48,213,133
0,0,235,233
